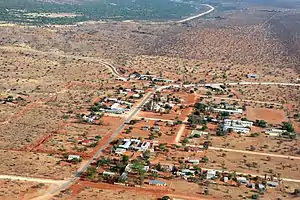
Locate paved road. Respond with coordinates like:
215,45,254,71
176,4,215,23
209,146,300,160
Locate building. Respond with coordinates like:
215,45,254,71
223,125,250,133
191,130,208,137
148,180,167,186
68,155,80,161
205,84,224,91
129,72,141,79
187,159,200,165
258,184,265,191
247,74,259,79
153,126,160,132
264,129,286,137
206,170,216,179
118,139,150,151
213,108,243,114
237,177,248,184
132,94,141,98
224,119,253,127
125,164,149,173
266,181,279,188
103,171,116,176
179,169,195,177
152,77,174,83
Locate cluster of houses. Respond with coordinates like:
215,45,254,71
129,72,174,83
144,93,182,113
97,97,132,114
221,119,253,134
118,88,145,99
115,138,152,154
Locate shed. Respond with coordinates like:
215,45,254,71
206,170,216,179
68,155,80,161
148,180,167,186
237,177,248,184
267,181,279,188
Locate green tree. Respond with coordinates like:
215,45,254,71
161,196,171,200
143,150,151,160
122,155,129,163
86,167,97,180
282,122,294,132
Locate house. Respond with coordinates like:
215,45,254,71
237,177,248,184
179,169,195,177
152,77,174,83
141,126,150,131
258,184,265,191
205,84,224,91
206,170,216,179
81,139,92,146
191,130,208,137
132,94,141,98
119,139,132,149
223,176,229,183
132,141,150,151
187,159,200,165
223,125,250,134
148,180,167,186
213,108,243,114
264,129,286,137
115,148,126,154
247,74,259,79
167,121,174,126
125,164,149,173
160,96,168,102
153,126,160,132
119,90,128,95
129,72,141,79
111,103,124,112
246,183,255,189
103,171,116,176
68,155,80,161
224,119,253,127
134,89,145,94
266,181,279,188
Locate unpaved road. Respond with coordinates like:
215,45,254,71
0,175,67,184
209,146,300,160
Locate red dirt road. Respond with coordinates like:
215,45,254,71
69,180,215,200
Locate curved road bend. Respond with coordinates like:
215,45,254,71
176,4,215,23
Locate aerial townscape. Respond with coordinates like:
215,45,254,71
0,0,300,200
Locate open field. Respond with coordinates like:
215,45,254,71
57,183,159,200
0,150,77,179
207,150,300,180
0,107,63,149
0,180,50,200
246,107,287,124
208,133,300,156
